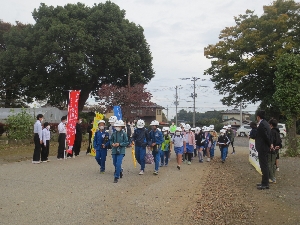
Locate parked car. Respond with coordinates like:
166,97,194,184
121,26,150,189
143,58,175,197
237,125,252,137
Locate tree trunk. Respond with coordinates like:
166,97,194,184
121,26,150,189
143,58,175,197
287,115,298,156
78,89,91,112
5,89,12,108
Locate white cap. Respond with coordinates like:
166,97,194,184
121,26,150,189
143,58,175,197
150,120,159,126
108,116,118,123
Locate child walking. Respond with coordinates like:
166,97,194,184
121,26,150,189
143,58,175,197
41,122,51,162
172,127,186,170
183,124,195,165
195,127,205,163
161,128,171,167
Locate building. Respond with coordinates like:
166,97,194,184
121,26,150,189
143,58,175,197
221,109,251,127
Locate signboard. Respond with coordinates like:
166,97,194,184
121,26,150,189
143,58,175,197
249,138,262,175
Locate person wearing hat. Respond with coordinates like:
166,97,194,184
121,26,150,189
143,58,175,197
195,127,205,163
204,127,212,162
41,122,51,162
218,129,230,163
148,120,164,175
86,119,93,155
172,127,186,170
226,125,235,154
94,120,110,174
132,119,149,175
110,120,129,183
57,116,67,160
255,110,271,190
32,114,44,164
183,124,195,165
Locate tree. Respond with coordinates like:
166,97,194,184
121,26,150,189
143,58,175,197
273,53,300,156
97,84,152,121
24,2,154,111
6,108,35,140
0,21,30,107
204,0,300,112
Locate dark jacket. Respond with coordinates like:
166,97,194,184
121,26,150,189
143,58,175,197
132,128,149,147
249,128,257,139
126,124,131,137
75,123,82,142
87,124,93,140
269,127,282,153
255,119,271,153
195,132,205,146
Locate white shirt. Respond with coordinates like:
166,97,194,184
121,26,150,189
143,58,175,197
58,122,66,134
33,120,43,141
42,128,51,144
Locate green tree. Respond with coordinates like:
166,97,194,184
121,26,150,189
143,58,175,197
6,109,35,140
273,53,300,156
204,0,300,112
20,1,154,111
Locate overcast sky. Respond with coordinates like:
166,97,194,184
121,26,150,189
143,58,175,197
1,0,274,119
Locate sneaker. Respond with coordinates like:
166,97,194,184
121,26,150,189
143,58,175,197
47,159,51,162
231,152,235,154
188,161,191,165
67,156,72,159
276,167,279,172
42,161,47,163
177,165,180,170
165,164,168,167
139,170,144,175
114,178,118,183
100,171,105,174
153,170,158,175
207,158,211,162
269,178,276,184
32,161,40,164
120,168,123,178
222,160,225,163
160,163,164,167
57,158,63,160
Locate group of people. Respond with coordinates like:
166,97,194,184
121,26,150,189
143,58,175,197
32,114,83,163
249,111,282,190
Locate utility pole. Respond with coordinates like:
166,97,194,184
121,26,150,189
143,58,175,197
190,77,199,127
166,105,169,122
174,86,180,126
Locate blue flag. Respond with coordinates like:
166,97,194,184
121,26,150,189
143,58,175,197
113,106,122,120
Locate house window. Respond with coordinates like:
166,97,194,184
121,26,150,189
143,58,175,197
157,109,161,115
223,115,228,120
137,109,142,115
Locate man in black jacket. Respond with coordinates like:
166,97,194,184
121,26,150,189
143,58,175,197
255,110,271,190
73,118,83,157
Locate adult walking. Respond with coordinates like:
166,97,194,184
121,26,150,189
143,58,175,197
32,114,44,164
86,119,93,155
255,110,271,190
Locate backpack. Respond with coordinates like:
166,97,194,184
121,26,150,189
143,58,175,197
134,128,148,147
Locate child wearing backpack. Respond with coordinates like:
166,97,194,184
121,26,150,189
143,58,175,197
161,128,172,167
132,119,149,175
268,119,282,184
172,127,186,170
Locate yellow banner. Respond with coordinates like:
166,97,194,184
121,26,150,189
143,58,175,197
90,113,104,157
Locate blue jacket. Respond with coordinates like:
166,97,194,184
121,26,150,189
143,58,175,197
110,130,129,155
148,129,164,146
93,130,110,151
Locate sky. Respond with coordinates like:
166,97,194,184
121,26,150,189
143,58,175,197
1,0,274,119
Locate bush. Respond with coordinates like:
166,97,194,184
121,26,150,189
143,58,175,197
6,108,35,140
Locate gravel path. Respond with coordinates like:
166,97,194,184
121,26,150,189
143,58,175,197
0,148,210,225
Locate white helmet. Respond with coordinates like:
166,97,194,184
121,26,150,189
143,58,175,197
227,125,232,128
220,129,225,134
184,124,191,131
223,125,228,129
176,127,181,131
108,116,118,123
195,127,201,133
180,122,185,127
162,127,168,132
150,120,159,126
136,119,145,128
114,120,125,127
205,127,210,132
98,120,105,124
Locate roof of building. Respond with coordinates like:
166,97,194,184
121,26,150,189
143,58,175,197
221,109,251,115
